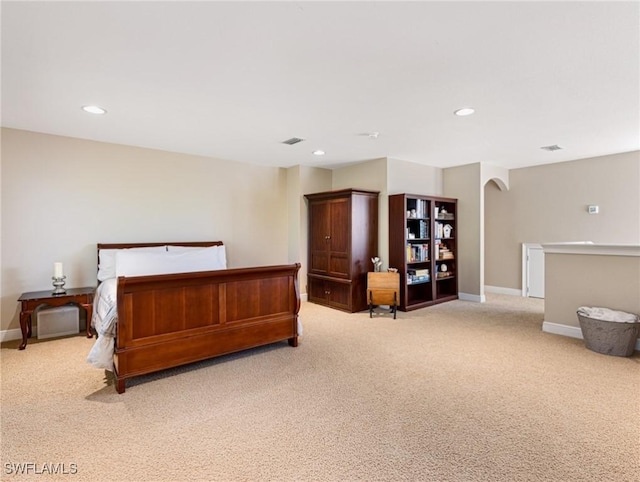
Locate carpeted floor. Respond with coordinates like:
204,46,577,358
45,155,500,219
1,294,639,481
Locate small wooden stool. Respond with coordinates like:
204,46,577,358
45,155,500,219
367,272,400,319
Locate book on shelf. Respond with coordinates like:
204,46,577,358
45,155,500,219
419,220,429,238
406,244,429,263
407,221,429,240
418,199,427,218
408,199,429,219
407,268,430,284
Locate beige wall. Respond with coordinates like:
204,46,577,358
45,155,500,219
0,132,3,319
332,158,387,193
297,166,332,296
544,249,640,345
485,151,640,290
330,157,444,271
332,159,389,268
387,158,443,197
286,165,302,266
1,128,290,332
293,157,445,278
386,157,444,272
6,127,635,335
443,163,483,299
293,157,444,286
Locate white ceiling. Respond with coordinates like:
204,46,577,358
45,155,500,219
2,1,639,170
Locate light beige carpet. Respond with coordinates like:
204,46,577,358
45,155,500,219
1,294,639,481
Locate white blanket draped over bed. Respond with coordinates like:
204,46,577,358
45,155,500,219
86,278,118,371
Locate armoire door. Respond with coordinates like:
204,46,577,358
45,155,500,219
327,197,350,279
309,201,330,274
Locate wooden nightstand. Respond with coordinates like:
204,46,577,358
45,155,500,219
17,287,95,350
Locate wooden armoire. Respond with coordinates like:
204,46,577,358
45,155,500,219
304,188,379,312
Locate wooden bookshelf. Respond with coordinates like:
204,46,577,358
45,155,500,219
389,194,458,311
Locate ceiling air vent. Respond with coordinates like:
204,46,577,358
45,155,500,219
540,144,563,152
282,137,305,145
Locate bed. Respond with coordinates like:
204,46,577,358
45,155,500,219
87,241,301,393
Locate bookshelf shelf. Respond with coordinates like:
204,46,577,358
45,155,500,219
389,194,458,311
407,279,431,286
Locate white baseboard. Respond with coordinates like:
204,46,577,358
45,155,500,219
301,293,308,302
543,321,640,351
542,321,583,340
1,328,25,342
459,292,486,303
485,285,523,297
1,325,80,342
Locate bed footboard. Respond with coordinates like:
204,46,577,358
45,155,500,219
114,263,301,393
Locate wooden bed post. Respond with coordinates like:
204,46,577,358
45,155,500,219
116,377,126,394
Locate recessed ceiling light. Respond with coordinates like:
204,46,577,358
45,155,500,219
82,105,107,115
312,150,325,156
368,132,380,139
454,107,475,116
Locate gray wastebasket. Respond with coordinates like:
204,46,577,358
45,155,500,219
577,307,639,357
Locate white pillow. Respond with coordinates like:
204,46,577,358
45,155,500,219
97,246,167,281
168,244,219,253
167,245,227,268
115,245,227,277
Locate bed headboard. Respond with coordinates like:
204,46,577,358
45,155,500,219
97,241,223,251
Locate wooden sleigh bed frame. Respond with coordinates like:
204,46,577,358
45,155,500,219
98,242,301,393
